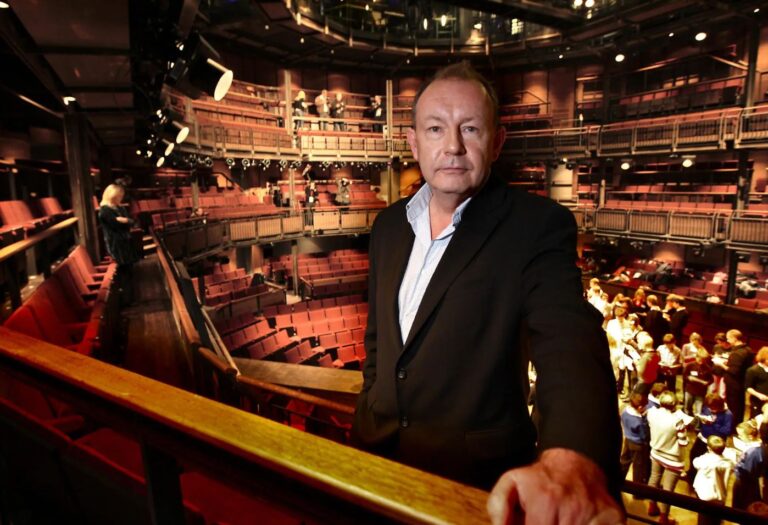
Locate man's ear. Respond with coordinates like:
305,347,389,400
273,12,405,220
406,127,419,161
491,125,506,161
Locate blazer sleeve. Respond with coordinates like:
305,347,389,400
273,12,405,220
521,204,622,488
360,219,379,394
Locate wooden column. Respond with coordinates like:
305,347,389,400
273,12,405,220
64,112,100,261
291,240,299,296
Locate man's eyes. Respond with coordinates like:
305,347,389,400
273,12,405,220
424,126,480,133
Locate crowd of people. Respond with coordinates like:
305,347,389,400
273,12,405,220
587,278,768,523
291,90,385,132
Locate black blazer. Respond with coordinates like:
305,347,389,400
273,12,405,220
353,176,622,490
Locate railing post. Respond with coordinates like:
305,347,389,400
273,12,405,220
141,442,186,525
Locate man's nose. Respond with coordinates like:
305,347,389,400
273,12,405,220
445,127,466,155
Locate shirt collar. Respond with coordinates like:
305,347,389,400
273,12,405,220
405,184,472,233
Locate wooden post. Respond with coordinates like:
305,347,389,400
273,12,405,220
64,112,100,262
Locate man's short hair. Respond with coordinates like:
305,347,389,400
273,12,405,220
757,347,768,365
629,392,647,410
658,391,677,410
667,294,684,304
727,329,743,342
411,61,500,127
663,333,676,344
714,332,727,343
705,393,725,412
646,294,658,307
706,435,725,455
650,382,667,397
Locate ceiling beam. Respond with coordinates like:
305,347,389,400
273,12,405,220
438,0,582,29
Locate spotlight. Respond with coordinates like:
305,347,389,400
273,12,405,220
695,32,707,41
160,138,175,156
225,158,235,168
203,156,213,167
755,8,760,13
584,0,594,6
620,161,631,170
615,53,625,63
573,0,583,6
166,32,233,101
62,96,77,106
440,14,447,26
156,156,166,168
473,22,482,30
0,2,9,8
558,54,564,59
682,158,694,168
423,17,428,30
668,32,674,37
242,158,252,168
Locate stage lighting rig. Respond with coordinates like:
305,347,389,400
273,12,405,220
166,32,233,101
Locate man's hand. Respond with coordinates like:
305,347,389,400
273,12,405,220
487,448,624,525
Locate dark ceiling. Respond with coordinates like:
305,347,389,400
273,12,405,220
0,0,764,153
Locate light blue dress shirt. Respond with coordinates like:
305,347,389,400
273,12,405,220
398,184,472,343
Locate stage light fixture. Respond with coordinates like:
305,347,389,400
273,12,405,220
620,161,631,170
695,32,707,41
584,0,594,7
615,53,625,63
166,32,233,102
160,138,174,157
0,2,9,8
154,108,189,144
668,32,674,37
573,0,583,7
156,156,166,168
682,158,694,168
559,54,564,59
423,17,428,30
440,14,447,26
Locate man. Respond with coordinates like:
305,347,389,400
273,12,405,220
715,329,754,427
331,91,346,131
745,347,768,419
315,89,330,130
664,294,688,343
352,62,622,524
644,294,669,350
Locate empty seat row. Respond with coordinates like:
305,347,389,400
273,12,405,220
261,294,364,317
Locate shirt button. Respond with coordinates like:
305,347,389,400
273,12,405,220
400,416,409,428
397,368,407,380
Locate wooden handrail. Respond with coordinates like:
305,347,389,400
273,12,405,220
0,216,78,265
0,327,490,524
154,233,202,347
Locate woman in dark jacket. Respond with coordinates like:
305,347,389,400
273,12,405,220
98,184,138,305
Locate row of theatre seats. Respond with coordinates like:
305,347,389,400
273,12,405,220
266,249,368,280
612,77,742,120
0,383,306,525
0,197,72,246
217,294,368,369
191,268,270,306
2,246,116,357
268,181,385,209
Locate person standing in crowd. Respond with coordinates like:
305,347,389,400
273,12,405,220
304,181,317,226
586,277,604,311
657,334,682,394
664,294,689,343
353,61,623,524
606,298,632,390
746,347,768,420
646,391,694,525
98,184,139,307
644,294,669,351
691,435,733,525
331,91,346,131
315,89,330,130
631,288,648,316
635,332,660,396
617,313,642,398
712,332,731,356
683,349,714,416
682,332,707,366
687,394,733,482
732,422,768,510
715,329,754,427
292,90,307,130
620,392,650,484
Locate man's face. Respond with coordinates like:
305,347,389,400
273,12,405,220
407,78,505,201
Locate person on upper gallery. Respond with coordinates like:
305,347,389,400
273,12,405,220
351,61,623,524
98,183,139,306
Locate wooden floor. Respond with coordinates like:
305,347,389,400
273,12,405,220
120,254,196,391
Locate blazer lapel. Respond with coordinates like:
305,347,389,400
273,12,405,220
401,176,509,352
382,208,415,349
